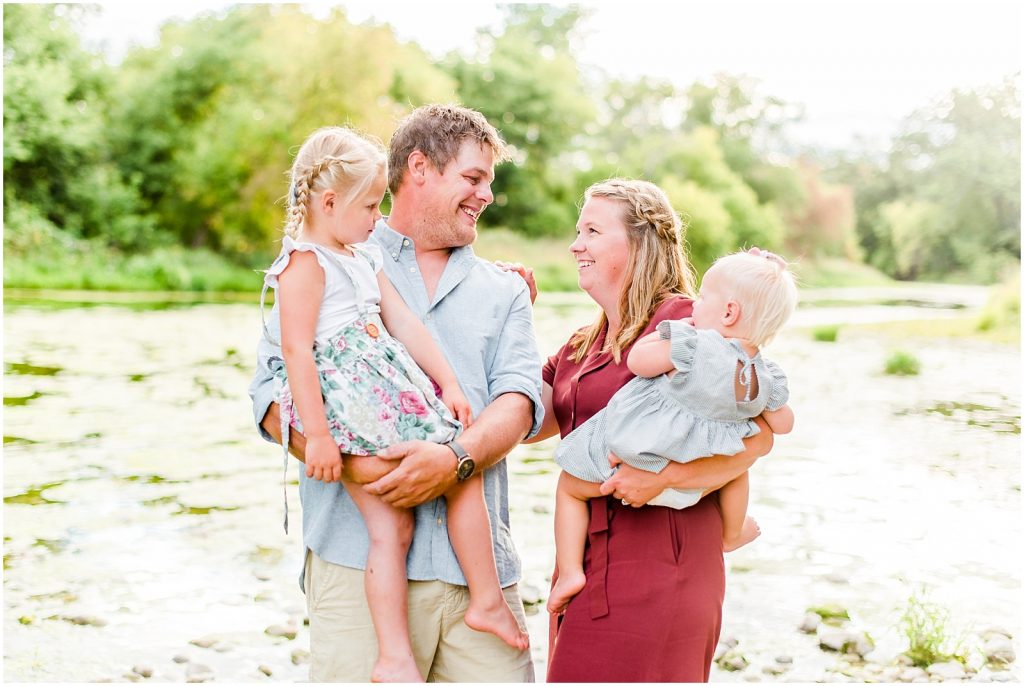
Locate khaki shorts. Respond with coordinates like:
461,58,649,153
303,550,535,682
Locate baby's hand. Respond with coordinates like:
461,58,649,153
305,434,343,483
442,386,473,427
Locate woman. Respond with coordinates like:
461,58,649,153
532,179,774,682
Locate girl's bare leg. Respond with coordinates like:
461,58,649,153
548,471,604,614
342,480,423,683
719,471,761,552
445,477,530,651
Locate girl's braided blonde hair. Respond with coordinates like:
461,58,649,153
570,178,697,363
284,127,387,239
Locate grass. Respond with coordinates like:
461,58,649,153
812,325,840,342
884,350,921,376
791,256,895,288
899,588,968,667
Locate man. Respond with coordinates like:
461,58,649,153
248,104,542,682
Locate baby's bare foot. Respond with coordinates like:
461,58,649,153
371,656,423,683
464,598,530,651
723,515,761,552
546,569,587,614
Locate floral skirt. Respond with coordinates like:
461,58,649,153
272,316,461,455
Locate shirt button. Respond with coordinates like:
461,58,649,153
437,517,443,526
403,240,410,246
409,267,416,273
425,313,432,320
391,252,397,258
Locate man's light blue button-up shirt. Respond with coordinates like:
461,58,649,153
248,218,544,587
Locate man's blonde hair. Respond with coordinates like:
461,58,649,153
570,178,697,363
284,127,386,239
705,251,798,347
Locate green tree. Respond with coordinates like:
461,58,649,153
446,5,596,235
3,4,152,248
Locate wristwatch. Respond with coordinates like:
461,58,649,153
446,439,476,481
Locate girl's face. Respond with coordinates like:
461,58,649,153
329,170,387,248
570,197,631,311
691,267,733,334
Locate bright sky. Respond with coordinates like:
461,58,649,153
75,1,1023,150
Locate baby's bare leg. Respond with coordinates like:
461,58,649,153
549,471,604,614
445,477,529,651
719,471,760,552
342,480,423,682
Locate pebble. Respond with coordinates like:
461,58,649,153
64,614,108,627
185,663,215,683
131,665,153,678
818,627,854,652
991,672,1016,683
531,504,551,514
519,582,543,606
291,648,310,666
825,573,850,584
881,665,902,681
979,626,1013,641
762,663,787,675
265,624,297,640
122,672,142,682
799,611,822,633
172,655,189,664
716,649,749,672
775,655,793,664
899,666,928,682
254,571,272,581
258,664,273,676
742,673,761,682
721,635,740,649
927,661,966,679
189,637,218,649
983,636,1016,664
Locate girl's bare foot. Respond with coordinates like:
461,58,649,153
464,597,531,651
723,515,761,552
371,656,424,683
546,569,586,614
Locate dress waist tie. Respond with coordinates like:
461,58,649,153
587,497,612,619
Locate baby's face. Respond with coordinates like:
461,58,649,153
691,268,731,333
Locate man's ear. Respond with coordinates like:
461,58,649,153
407,150,430,185
722,300,741,326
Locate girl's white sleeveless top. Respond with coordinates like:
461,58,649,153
263,236,383,342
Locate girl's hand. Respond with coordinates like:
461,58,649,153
305,434,343,483
442,386,473,427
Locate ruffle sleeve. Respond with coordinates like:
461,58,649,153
656,319,699,375
263,236,331,289
761,357,790,410
353,242,384,273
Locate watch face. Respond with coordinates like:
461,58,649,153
457,457,475,481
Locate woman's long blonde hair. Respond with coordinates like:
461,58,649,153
570,179,697,363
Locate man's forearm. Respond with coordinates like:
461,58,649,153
455,392,533,471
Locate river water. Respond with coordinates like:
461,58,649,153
3,288,1020,682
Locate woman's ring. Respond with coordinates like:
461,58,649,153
621,498,630,506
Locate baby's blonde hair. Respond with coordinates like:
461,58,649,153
284,127,387,238
706,251,798,347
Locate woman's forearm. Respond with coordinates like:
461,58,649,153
662,417,774,490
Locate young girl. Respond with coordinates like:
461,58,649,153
260,127,528,682
548,248,798,613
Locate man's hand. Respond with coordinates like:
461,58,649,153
363,440,458,508
599,461,669,507
494,261,537,304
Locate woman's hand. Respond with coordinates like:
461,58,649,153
599,453,669,507
305,434,343,483
494,261,537,304
442,385,473,427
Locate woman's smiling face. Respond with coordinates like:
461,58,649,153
570,196,631,311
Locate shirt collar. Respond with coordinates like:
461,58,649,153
373,216,476,264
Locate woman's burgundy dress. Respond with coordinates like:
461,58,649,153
544,296,726,683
